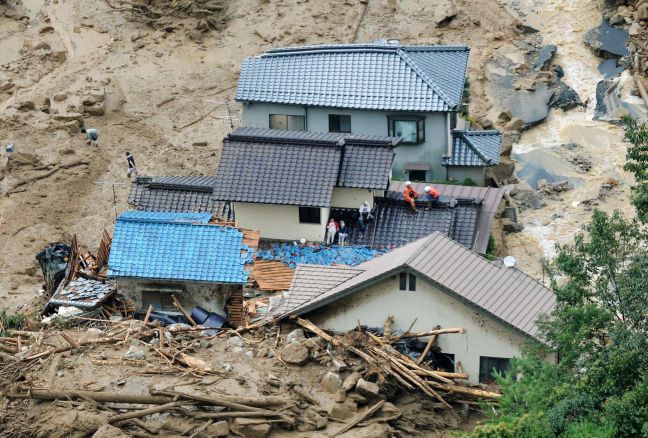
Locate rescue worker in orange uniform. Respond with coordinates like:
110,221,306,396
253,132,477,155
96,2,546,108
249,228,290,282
424,185,439,210
403,181,419,212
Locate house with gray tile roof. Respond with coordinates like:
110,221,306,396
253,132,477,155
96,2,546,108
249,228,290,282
212,127,398,242
272,232,556,383
444,130,502,183
236,39,502,185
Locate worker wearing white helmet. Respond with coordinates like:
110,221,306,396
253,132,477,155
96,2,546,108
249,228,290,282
424,185,440,210
403,181,419,212
358,201,371,231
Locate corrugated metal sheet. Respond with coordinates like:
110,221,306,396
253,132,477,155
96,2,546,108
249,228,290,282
388,182,505,254
278,233,555,341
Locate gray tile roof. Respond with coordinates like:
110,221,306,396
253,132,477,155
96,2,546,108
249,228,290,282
128,176,229,218
276,232,555,341
236,41,470,112
444,130,502,167
388,182,505,253
50,278,116,309
212,128,397,207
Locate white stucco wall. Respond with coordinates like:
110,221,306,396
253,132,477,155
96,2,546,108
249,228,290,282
306,274,554,383
233,202,328,242
116,278,239,317
447,166,486,185
241,103,449,181
330,187,381,209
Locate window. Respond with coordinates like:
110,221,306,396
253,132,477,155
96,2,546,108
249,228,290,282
269,114,305,131
388,115,425,144
141,290,178,312
298,207,321,224
329,114,351,133
408,274,417,291
408,170,426,182
399,273,407,290
479,356,512,383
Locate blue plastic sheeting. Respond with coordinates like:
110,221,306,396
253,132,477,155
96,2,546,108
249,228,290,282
256,244,388,268
118,211,212,223
108,215,249,283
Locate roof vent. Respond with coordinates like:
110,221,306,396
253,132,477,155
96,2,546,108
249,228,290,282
503,256,517,268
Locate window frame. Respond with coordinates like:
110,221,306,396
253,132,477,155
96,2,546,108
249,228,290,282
479,356,512,383
387,114,425,144
141,289,183,313
408,273,417,291
399,273,407,291
269,114,306,131
298,206,321,224
328,114,352,133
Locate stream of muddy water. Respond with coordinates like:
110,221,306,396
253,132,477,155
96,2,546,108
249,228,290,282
497,0,636,276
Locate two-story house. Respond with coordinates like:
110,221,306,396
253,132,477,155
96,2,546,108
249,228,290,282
235,39,501,184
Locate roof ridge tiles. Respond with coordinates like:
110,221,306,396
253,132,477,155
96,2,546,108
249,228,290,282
460,132,492,165
264,43,470,56
397,48,456,108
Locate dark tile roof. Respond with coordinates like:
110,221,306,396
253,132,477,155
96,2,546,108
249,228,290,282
236,41,470,112
50,278,116,309
336,197,479,250
277,232,556,341
388,182,505,253
444,130,502,167
212,128,397,206
128,176,230,218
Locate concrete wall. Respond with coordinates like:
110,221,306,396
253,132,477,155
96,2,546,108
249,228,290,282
116,278,240,317
306,274,554,383
447,166,486,185
233,202,328,242
330,187,380,209
241,102,449,181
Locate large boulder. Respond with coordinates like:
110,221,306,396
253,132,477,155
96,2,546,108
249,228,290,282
233,418,271,438
281,343,309,365
355,378,379,397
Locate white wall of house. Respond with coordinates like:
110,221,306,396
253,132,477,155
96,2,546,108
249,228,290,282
241,102,450,181
116,278,239,317
330,187,381,209
306,274,555,383
233,202,328,242
446,166,486,185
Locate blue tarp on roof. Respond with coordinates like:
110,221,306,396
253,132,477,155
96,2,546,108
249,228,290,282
118,211,213,223
108,211,248,283
256,244,388,268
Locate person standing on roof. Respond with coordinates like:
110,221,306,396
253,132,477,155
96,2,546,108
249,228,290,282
424,185,439,210
326,218,339,245
403,181,419,212
81,128,99,146
126,152,138,180
358,201,371,231
338,220,349,246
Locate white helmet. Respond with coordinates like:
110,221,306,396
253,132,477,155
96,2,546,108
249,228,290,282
424,185,431,192
364,201,369,206
405,181,412,186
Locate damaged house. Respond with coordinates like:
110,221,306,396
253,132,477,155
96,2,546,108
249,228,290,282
273,232,556,383
212,127,399,242
236,39,502,184
107,211,252,322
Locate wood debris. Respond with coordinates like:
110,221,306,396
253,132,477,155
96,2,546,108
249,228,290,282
250,260,294,292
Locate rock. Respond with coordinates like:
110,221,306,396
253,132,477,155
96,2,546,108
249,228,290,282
617,5,633,18
124,346,146,360
187,30,203,41
536,179,548,190
553,64,565,78
347,391,368,405
550,180,569,192
505,118,525,131
53,92,67,101
532,45,557,71
192,141,208,147
245,350,254,358
529,195,546,210
535,71,554,84
286,328,305,343
61,120,80,134
549,81,583,111
0,81,15,92
228,336,244,347
497,110,512,122
355,378,379,397
16,100,35,111
330,358,347,372
479,118,494,129
629,22,642,37
34,41,51,51
638,4,648,21
39,25,55,34
5,5,29,20
281,343,309,365
92,424,129,438
167,323,192,332
516,23,539,34
232,346,244,353
131,31,146,42
594,78,616,120
334,389,346,402
53,112,84,123
329,401,356,420
502,218,524,233
234,418,271,438
320,371,343,393
303,337,323,349
343,371,362,391
583,21,629,58
82,95,97,106
299,407,328,431
206,420,229,437
84,102,105,116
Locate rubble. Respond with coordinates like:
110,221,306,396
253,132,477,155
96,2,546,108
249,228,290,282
281,342,309,365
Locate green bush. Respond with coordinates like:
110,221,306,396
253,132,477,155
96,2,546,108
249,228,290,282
0,310,27,336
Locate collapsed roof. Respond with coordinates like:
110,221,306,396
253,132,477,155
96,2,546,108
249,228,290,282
274,232,555,342
236,41,470,112
212,127,398,207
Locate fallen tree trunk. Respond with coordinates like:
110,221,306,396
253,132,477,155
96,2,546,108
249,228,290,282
427,381,501,399
396,327,466,340
9,389,173,405
109,401,185,423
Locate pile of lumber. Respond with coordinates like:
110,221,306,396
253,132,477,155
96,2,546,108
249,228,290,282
293,317,501,408
123,0,231,31
250,259,294,292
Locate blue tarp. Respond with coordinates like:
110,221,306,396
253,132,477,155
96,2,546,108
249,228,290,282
256,244,388,268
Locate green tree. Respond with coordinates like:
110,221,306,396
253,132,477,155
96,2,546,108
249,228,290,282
623,115,648,222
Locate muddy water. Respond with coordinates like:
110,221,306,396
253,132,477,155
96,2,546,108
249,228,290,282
497,0,635,276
